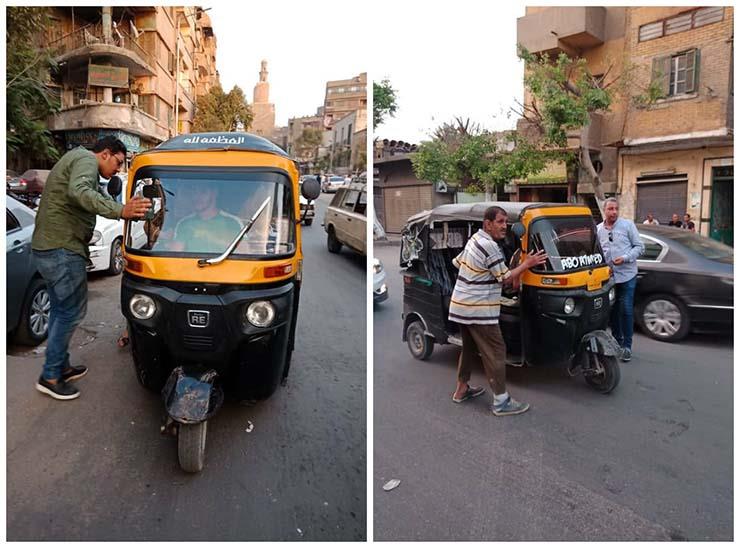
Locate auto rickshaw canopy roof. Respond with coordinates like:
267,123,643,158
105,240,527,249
151,132,289,158
405,201,565,228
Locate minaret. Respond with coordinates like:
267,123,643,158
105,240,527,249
250,60,275,136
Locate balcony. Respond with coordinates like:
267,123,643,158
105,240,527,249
48,102,168,143
48,22,156,77
517,7,605,56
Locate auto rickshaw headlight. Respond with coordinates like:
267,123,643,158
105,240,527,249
563,297,575,314
609,287,616,304
130,294,156,319
246,300,275,327
373,258,384,274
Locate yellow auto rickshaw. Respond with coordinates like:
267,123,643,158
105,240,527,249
400,202,621,394
120,132,320,472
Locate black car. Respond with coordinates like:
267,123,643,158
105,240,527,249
635,225,733,342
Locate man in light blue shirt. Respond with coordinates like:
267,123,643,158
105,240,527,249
596,197,644,362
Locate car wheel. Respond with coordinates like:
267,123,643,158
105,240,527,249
15,278,50,346
107,238,124,276
327,227,342,253
406,320,434,360
637,294,690,342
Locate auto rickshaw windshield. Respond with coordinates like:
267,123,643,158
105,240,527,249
528,216,604,273
125,169,296,258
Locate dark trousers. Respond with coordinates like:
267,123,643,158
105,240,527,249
457,323,507,395
610,275,637,350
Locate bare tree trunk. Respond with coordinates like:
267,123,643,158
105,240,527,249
580,121,606,217
484,184,493,201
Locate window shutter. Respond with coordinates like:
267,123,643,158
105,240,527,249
651,56,671,97
687,48,700,93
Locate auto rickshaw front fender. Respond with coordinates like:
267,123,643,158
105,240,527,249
162,366,224,424
579,330,621,357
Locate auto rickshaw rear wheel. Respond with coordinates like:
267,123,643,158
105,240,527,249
406,320,434,360
583,354,620,394
178,421,207,473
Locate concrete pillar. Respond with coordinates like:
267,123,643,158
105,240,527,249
102,7,112,44
104,87,113,103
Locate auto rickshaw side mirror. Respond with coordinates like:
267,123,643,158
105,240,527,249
141,185,159,199
107,175,123,199
301,177,321,201
512,222,525,239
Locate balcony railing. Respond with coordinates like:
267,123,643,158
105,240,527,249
47,22,156,70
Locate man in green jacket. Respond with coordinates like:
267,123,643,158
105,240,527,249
32,136,152,400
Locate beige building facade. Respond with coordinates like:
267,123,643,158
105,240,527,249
45,6,218,162
517,6,733,244
323,73,367,129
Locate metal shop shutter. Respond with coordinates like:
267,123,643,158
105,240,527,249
384,185,433,233
636,178,688,225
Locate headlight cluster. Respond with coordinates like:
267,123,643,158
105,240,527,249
373,258,384,275
609,287,616,304
89,230,103,245
130,294,156,319
563,297,575,314
246,300,275,327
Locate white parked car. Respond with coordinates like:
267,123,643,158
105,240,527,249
322,175,345,193
88,176,146,275
373,257,388,304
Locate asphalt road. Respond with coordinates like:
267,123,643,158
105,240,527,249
373,243,732,541
7,192,367,541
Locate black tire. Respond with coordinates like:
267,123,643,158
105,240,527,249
406,320,434,360
636,293,691,342
584,354,620,394
327,227,342,253
106,238,124,276
15,278,50,346
304,218,313,226
178,421,207,473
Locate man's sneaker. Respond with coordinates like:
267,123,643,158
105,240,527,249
61,365,88,382
452,385,486,403
621,348,632,362
492,396,530,416
35,376,80,401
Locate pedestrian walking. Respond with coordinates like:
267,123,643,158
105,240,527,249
667,213,683,227
449,206,547,416
642,212,659,225
683,213,696,232
596,197,645,362
31,136,152,400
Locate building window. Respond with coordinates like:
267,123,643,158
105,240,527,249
639,7,724,42
651,49,699,98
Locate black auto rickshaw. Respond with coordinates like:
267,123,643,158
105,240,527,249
400,202,621,393
120,132,321,472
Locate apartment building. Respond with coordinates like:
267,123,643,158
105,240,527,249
517,6,733,243
323,73,367,129
45,6,218,163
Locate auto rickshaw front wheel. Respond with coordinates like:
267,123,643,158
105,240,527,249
583,354,620,394
406,320,434,360
178,421,207,473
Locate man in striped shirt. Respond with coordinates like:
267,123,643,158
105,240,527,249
450,206,547,416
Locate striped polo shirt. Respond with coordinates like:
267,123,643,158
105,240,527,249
448,229,512,325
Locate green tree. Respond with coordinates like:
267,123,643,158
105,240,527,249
293,126,323,161
373,79,398,129
193,84,253,132
6,7,61,166
517,46,622,213
412,117,558,200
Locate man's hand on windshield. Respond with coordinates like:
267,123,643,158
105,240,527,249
523,249,548,268
121,196,153,220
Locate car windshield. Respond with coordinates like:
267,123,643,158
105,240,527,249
529,216,604,272
125,169,295,258
669,231,733,262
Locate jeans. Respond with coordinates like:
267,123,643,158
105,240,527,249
32,249,88,381
610,275,637,350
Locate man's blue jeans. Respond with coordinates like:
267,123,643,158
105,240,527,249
610,275,637,350
32,249,88,381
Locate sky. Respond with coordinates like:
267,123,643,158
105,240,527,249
371,3,527,144
206,1,367,127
